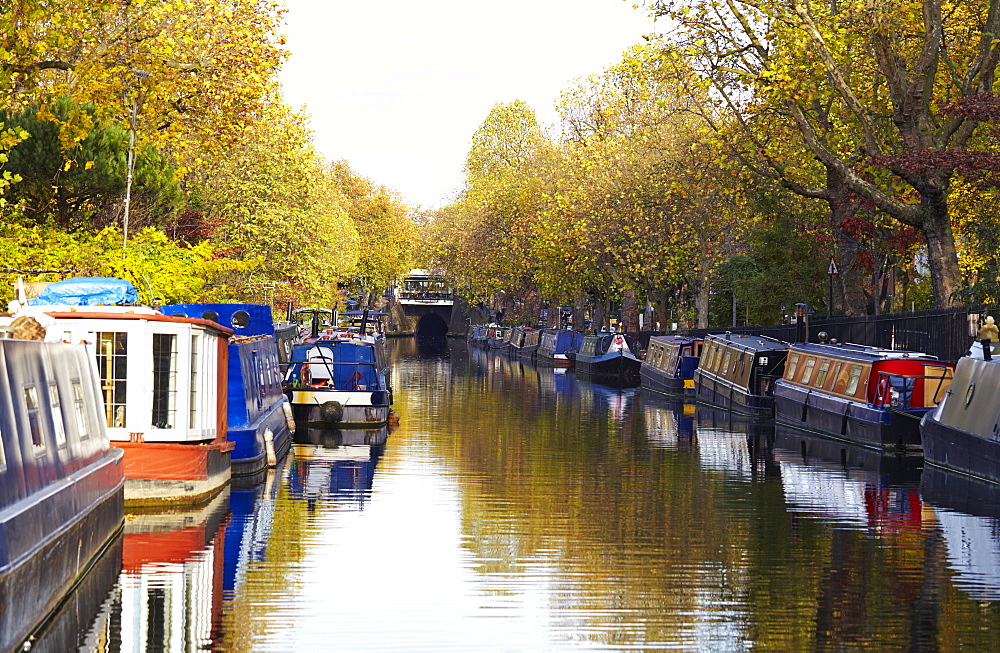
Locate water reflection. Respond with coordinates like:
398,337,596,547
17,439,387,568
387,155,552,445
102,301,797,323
922,467,1000,600
772,426,923,532
52,338,1000,649
115,491,230,650
289,426,388,510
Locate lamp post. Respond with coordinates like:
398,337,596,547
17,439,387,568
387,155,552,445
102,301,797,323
122,69,149,252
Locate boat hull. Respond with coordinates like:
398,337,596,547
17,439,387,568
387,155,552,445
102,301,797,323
640,364,693,395
117,439,233,507
774,382,924,451
229,398,293,478
576,353,642,381
694,371,774,417
921,412,1000,484
289,389,391,427
0,451,125,652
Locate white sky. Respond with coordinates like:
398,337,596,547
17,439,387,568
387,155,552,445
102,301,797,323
278,0,656,210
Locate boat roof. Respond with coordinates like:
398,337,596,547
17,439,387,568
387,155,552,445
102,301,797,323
789,341,939,362
649,335,701,345
704,333,788,353
161,303,275,337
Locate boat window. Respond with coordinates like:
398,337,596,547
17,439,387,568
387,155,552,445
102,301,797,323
152,333,178,429
830,361,845,394
201,311,219,323
190,334,200,429
49,383,67,447
96,332,128,428
799,357,817,384
0,425,5,469
813,359,831,388
785,354,800,380
24,385,44,451
845,364,864,395
252,352,264,410
721,350,732,376
232,310,251,328
71,380,89,440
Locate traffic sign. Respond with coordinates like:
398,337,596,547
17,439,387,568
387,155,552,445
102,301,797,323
828,256,840,275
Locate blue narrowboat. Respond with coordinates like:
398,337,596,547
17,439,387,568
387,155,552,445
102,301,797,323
641,335,703,395
694,333,788,416
161,303,295,479
536,329,584,367
775,342,953,451
283,337,393,427
0,336,125,652
575,332,642,382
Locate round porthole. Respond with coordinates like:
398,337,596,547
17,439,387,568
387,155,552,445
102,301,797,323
965,382,976,408
202,311,219,323
232,310,250,328
171,312,187,318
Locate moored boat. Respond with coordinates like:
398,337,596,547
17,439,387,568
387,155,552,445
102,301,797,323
19,277,234,507
0,335,125,652
488,325,512,350
161,303,295,480
693,333,788,416
921,340,1000,483
509,326,540,360
640,335,703,395
575,332,642,382
536,328,584,367
775,342,953,451
283,336,393,428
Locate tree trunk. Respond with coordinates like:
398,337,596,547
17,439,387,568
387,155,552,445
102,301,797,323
593,295,607,332
676,281,691,330
573,290,587,331
921,196,962,308
694,262,711,329
621,286,640,334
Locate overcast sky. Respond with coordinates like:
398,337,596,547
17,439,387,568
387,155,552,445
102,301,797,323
278,1,656,210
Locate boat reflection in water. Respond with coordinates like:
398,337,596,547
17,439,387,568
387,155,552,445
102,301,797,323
573,374,639,423
27,536,123,653
772,425,922,532
113,490,231,650
922,466,1000,600
694,404,774,479
224,460,288,601
289,426,389,509
639,389,695,449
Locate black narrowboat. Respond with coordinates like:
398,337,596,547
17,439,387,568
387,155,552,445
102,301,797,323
693,333,788,416
575,332,642,382
640,335,703,395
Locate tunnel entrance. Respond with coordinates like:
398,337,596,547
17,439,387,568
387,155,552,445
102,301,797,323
416,313,449,337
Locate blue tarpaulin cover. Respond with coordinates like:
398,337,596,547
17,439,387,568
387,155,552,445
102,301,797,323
28,277,139,306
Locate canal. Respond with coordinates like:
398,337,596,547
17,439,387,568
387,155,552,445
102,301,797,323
38,338,1000,650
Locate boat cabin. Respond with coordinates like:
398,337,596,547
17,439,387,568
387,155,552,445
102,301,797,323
697,334,788,396
781,342,953,410
646,336,702,380
285,340,386,392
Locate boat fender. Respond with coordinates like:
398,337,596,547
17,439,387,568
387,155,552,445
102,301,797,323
281,401,296,432
320,400,344,423
264,428,277,467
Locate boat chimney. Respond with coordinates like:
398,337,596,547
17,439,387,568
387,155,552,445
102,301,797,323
983,338,993,361
311,311,320,339
286,302,293,322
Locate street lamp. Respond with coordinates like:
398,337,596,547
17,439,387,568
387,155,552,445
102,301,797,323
122,69,149,252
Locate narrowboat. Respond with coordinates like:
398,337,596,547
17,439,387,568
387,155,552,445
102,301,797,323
509,326,540,360
0,336,125,653
21,277,234,506
775,342,953,451
161,303,295,480
536,328,584,367
693,333,788,416
488,325,512,350
640,335,703,395
920,341,1000,483
575,332,642,382
283,336,393,428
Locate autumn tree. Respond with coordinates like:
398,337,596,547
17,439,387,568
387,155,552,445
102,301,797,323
657,0,1000,308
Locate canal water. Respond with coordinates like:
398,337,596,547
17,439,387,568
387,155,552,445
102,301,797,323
36,338,1000,651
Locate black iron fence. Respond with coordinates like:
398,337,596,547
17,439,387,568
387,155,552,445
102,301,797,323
679,306,985,363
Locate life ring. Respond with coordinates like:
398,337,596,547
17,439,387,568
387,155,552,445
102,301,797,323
300,364,311,386
614,335,624,346
874,376,889,406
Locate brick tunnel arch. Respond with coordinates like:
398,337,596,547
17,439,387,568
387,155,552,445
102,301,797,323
416,312,449,337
